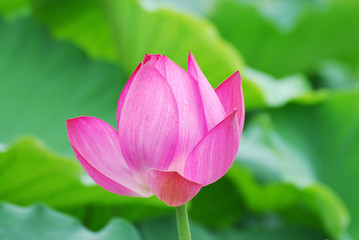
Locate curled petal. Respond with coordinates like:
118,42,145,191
188,52,226,130
184,111,240,186
67,117,150,196
215,71,245,133
146,169,202,207
73,148,151,197
118,64,179,185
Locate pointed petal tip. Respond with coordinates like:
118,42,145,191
187,51,227,130
66,116,91,129
215,70,245,130
184,109,240,186
188,51,195,60
231,71,242,82
66,117,77,124
187,51,197,70
66,118,72,126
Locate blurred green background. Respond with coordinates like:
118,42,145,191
0,0,358,239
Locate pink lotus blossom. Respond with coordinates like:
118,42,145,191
67,53,245,207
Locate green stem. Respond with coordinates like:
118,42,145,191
176,204,192,240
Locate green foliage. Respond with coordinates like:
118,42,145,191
0,0,29,19
0,17,126,155
29,0,313,110
0,203,141,240
0,137,169,230
215,227,324,240
138,217,216,240
31,0,244,86
237,88,359,239
0,0,358,239
243,68,318,108
189,176,245,228
137,215,325,240
226,164,348,239
210,0,359,78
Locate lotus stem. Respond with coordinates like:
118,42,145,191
176,204,192,240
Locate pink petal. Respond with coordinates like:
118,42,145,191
73,147,151,197
187,52,226,130
158,56,207,173
117,63,141,129
118,64,179,186
146,169,202,207
67,117,151,196
142,54,162,65
153,55,166,76
117,55,164,129
184,111,240,186
215,71,245,133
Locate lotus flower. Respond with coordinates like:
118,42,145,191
67,53,244,207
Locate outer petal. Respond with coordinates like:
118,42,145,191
146,169,202,207
187,52,226,130
67,117,151,196
184,111,240,186
215,71,245,134
73,147,151,197
153,55,166,76
117,63,141,129
117,55,163,129
157,56,207,173
142,54,162,65
118,64,179,186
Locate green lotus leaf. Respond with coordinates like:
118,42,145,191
0,203,141,240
